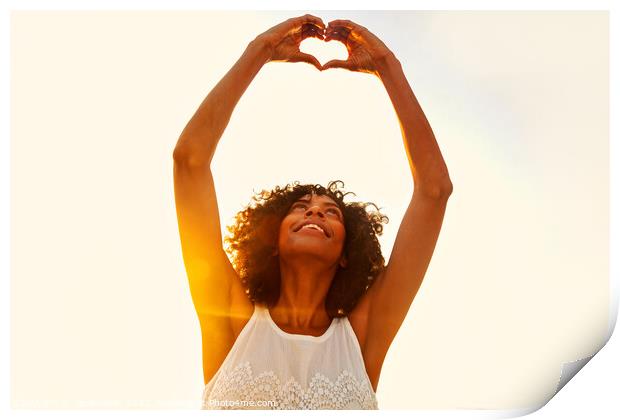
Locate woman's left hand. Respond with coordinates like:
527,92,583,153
322,19,394,75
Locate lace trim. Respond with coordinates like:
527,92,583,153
203,360,378,410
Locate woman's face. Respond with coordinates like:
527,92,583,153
276,193,347,267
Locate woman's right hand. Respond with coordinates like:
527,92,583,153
256,14,326,71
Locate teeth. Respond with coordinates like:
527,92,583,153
301,223,324,233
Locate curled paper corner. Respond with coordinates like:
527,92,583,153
555,353,596,395
518,311,618,416
500,353,601,418
552,307,618,398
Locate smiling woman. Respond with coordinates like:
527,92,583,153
224,180,388,318
172,13,452,410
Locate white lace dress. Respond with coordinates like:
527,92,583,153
201,304,378,410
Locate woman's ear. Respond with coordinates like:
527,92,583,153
272,247,279,257
339,255,348,268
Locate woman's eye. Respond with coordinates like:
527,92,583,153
291,203,340,218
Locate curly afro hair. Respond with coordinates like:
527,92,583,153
224,180,389,318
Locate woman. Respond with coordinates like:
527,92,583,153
173,14,453,410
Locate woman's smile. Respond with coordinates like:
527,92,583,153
297,223,328,237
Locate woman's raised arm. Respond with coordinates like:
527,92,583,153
173,15,326,383
172,38,269,325
321,20,453,386
172,15,326,319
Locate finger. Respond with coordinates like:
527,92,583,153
290,52,322,71
297,14,326,32
325,23,351,38
301,22,324,32
327,20,369,41
327,19,365,32
301,24,325,41
324,28,349,43
322,59,355,71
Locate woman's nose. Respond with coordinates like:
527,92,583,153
305,206,324,217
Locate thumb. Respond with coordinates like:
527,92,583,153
321,59,354,71
289,52,322,71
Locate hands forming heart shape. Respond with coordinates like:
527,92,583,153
257,14,394,75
